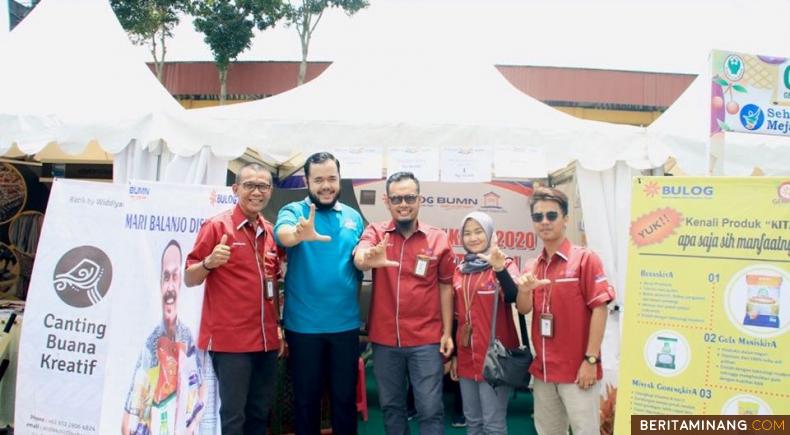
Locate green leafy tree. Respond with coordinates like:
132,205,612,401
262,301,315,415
111,0,189,82
192,0,284,104
284,0,368,85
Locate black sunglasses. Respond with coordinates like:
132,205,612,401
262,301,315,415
389,194,419,205
531,211,560,223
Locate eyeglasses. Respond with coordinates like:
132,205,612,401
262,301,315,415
241,182,272,193
531,211,560,223
389,194,419,205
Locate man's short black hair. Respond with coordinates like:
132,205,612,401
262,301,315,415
386,171,420,195
161,239,182,278
529,187,569,216
235,163,274,184
303,152,340,178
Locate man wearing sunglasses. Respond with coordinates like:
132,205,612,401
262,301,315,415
515,187,615,435
354,171,455,435
185,163,284,435
275,152,364,435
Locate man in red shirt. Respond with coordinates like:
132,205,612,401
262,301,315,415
185,163,284,435
354,171,455,435
516,187,614,435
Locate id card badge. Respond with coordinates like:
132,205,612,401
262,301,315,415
265,278,275,300
414,255,429,277
540,313,554,337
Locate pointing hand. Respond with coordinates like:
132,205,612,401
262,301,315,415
295,204,331,242
362,233,399,268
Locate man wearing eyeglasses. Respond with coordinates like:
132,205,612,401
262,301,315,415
275,152,364,435
354,171,455,435
184,163,284,435
515,187,615,435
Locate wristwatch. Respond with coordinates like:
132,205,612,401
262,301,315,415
584,355,599,365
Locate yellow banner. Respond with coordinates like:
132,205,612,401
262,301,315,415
614,177,790,434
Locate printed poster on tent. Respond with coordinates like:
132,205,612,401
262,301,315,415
614,177,790,434
711,49,790,137
353,179,540,270
15,179,233,434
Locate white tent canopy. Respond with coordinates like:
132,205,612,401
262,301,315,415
196,42,670,177
0,0,229,184
0,0,674,181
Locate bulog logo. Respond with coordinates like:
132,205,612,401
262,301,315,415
52,246,113,308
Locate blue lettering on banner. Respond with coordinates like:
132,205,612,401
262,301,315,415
128,186,150,196
661,185,715,198
149,215,188,233
125,214,206,233
190,217,206,232
216,194,237,205
124,213,147,230
767,107,790,119
765,107,790,134
766,119,790,134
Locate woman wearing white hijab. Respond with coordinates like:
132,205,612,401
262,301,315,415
450,212,520,435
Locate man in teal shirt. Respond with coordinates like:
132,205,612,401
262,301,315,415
275,152,363,435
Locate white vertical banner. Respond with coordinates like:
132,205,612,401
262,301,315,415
439,146,492,183
15,179,234,434
387,147,440,181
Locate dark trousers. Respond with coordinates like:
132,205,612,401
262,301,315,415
210,350,278,435
286,328,360,435
372,343,444,435
407,373,463,417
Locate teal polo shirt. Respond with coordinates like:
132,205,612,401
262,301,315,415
274,198,363,333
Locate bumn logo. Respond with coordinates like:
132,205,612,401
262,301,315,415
53,246,113,307
481,192,502,209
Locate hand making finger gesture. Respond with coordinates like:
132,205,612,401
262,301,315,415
295,204,331,242
363,233,399,268
515,272,551,293
476,233,506,271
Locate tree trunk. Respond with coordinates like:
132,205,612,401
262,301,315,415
150,32,165,84
219,68,228,105
155,61,164,83
156,27,167,84
297,13,312,86
298,55,307,86
298,35,308,86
